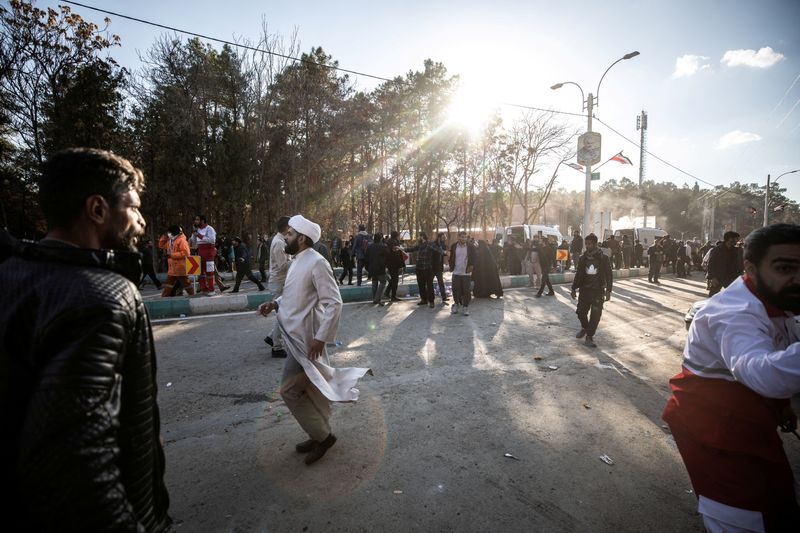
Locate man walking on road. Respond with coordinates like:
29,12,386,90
258,215,370,465
351,224,371,286
257,233,270,283
571,233,613,348
0,148,170,531
534,237,555,298
449,231,475,316
231,236,265,292
265,216,291,357
706,230,744,297
648,238,664,284
405,233,436,308
663,224,800,532
366,233,389,305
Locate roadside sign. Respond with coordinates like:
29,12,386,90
556,249,569,261
186,255,201,275
577,132,601,166
591,172,601,181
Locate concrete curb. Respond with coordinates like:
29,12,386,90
145,267,649,318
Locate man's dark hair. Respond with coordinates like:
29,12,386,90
373,233,383,243
585,233,598,243
168,224,182,235
358,224,366,231
744,224,800,266
420,232,428,241
232,236,242,244
196,214,206,223
458,231,467,237
390,230,399,239
277,216,291,231
723,231,740,241
39,148,144,229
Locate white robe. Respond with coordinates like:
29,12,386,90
275,247,370,402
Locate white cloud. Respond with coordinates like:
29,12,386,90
715,130,762,150
721,47,784,68
673,54,711,78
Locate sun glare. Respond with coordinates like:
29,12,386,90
446,84,495,135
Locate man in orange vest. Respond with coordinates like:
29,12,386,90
158,225,195,297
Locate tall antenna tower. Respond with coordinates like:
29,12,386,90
636,110,648,227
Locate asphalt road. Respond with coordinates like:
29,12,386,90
152,275,800,532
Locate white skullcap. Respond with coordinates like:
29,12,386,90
288,214,321,244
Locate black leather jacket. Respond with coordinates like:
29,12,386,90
0,231,170,532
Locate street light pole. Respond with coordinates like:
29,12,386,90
764,174,770,228
551,51,639,237
583,93,594,236
764,169,799,227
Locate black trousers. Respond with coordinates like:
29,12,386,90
649,261,662,282
233,267,264,292
339,262,353,284
433,269,447,301
576,288,605,336
139,265,161,288
356,258,368,285
258,260,268,282
416,268,434,303
537,268,553,295
386,268,400,298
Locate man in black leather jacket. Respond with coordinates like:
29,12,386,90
0,148,171,532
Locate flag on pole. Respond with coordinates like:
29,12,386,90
610,151,633,165
565,162,584,172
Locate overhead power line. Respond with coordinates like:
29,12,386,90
593,115,748,199
61,1,588,120
63,1,744,197
62,0,394,82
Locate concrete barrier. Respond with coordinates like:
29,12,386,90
145,267,648,318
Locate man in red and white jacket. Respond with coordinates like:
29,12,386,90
192,214,217,294
663,223,800,532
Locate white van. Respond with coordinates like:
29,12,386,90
613,227,668,247
500,224,564,245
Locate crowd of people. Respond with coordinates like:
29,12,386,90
2,148,798,532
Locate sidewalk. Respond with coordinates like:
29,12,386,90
143,267,653,318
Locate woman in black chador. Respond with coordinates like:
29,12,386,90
473,240,504,298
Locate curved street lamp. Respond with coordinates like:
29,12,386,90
764,169,800,226
551,51,640,236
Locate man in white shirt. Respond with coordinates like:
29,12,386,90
264,216,291,357
259,215,369,465
663,224,800,532
192,214,217,294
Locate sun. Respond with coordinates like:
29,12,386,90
446,83,495,135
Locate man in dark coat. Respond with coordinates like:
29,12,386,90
534,238,555,297
366,233,389,305
570,231,584,271
473,240,504,298
571,233,613,348
385,231,405,301
706,231,744,296
231,236,266,292
0,149,171,531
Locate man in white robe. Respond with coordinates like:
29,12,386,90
259,215,370,465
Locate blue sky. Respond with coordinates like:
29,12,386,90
42,0,800,201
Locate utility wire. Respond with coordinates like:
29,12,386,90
593,115,749,199
61,0,394,82
63,1,752,199
61,1,588,120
